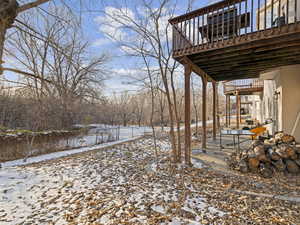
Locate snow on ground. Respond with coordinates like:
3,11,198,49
1,137,300,224
0,138,226,225
58,125,152,150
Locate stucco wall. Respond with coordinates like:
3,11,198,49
260,65,300,142
280,65,300,140
260,80,279,135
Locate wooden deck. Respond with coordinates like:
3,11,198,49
223,79,263,95
169,0,300,164
169,0,300,81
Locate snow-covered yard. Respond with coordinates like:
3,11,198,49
1,137,300,224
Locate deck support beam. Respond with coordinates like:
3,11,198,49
181,56,215,82
184,64,192,165
212,81,217,140
201,75,207,151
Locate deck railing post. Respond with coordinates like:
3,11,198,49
295,0,297,23
264,0,267,30
184,64,192,165
287,0,289,24
271,0,274,27
258,0,261,30
251,0,254,32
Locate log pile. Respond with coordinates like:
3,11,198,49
227,132,300,178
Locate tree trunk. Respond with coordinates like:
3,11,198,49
170,70,182,163
191,77,198,135
0,0,19,73
0,22,7,74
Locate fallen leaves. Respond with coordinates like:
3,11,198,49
1,137,299,224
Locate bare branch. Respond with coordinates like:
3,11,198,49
17,0,51,14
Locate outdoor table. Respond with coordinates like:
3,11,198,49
220,129,254,153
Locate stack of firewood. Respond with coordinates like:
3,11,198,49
227,132,300,178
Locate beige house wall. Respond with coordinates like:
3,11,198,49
260,65,300,142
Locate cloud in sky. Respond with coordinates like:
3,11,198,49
94,7,136,43
92,38,111,47
94,5,173,47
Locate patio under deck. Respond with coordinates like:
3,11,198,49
169,0,300,164
223,79,264,128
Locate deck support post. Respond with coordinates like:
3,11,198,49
225,95,229,127
216,82,220,131
228,96,231,127
212,81,217,140
236,92,240,129
184,64,192,165
201,75,207,151
240,96,243,124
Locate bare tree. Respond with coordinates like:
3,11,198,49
0,0,53,74
2,6,108,129
97,0,194,163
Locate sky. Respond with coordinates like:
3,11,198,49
81,0,218,95
3,0,220,95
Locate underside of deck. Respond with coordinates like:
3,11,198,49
175,23,300,81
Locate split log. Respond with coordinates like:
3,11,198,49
251,140,263,148
276,144,290,159
227,132,299,177
268,148,281,161
259,163,273,178
294,159,300,167
294,147,300,154
264,138,276,146
281,134,295,144
247,149,256,158
285,159,300,174
253,145,265,156
271,159,286,172
274,132,284,144
248,157,260,171
285,146,296,158
258,154,269,162
253,145,269,162
290,153,298,160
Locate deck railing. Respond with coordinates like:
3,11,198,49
170,0,300,56
223,79,264,93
